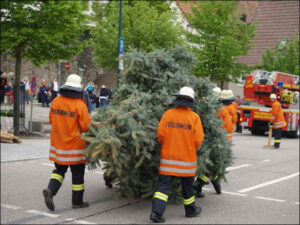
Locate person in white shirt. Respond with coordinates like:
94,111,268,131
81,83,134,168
51,78,59,101
24,77,30,104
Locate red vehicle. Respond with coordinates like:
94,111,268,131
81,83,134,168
240,70,300,138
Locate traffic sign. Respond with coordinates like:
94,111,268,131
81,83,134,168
65,62,70,71
119,37,124,70
119,37,124,55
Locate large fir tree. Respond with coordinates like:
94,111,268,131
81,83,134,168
82,47,232,203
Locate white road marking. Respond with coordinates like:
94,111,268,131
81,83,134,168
64,218,95,224
94,171,104,174
295,202,299,205
202,188,247,196
222,191,247,197
42,163,54,167
26,209,60,218
255,196,286,203
1,204,21,209
74,220,96,224
238,172,299,193
260,159,270,162
226,164,252,171
202,187,212,191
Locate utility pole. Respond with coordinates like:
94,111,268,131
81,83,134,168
58,62,62,87
13,44,22,136
117,0,123,88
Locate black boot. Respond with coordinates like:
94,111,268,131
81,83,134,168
72,202,89,209
194,177,207,198
104,174,113,188
195,190,205,198
186,206,202,218
43,188,55,211
194,184,205,198
212,181,221,194
150,212,165,223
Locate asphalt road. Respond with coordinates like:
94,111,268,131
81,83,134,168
1,130,299,224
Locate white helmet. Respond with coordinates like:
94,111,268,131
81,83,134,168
228,90,234,98
219,90,232,100
270,93,277,99
64,74,82,88
174,86,195,100
212,87,221,97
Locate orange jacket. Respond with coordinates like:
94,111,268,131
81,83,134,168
271,100,286,129
49,96,91,165
225,104,237,130
218,106,234,140
157,107,204,177
232,101,238,110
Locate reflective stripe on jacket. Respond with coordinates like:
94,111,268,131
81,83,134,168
157,107,204,177
271,100,286,129
49,96,91,165
218,106,233,141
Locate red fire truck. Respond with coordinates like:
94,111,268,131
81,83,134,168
239,70,300,138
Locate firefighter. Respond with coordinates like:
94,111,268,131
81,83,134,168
225,90,237,135
218,90,234,141
43,74,91,211
194,89,233,198
150,87,204,223
269,94,286,149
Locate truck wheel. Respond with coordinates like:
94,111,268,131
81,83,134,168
288,126,299,138
251,129,265,136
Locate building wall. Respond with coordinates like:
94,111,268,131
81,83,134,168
94,72,117,90
0,46,103,87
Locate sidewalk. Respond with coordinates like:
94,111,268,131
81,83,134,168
0,100,50,132
1,101,51,162
0,100,98,162
1,137,50,162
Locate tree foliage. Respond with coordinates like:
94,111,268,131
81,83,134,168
82,46,232,203
0,1,89,65
91,1,184,69
185,1,256,83
259,36,299,75
0,0,89,135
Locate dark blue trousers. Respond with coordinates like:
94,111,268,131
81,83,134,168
47,163,85,205
152,174,197,216
273,128,283,148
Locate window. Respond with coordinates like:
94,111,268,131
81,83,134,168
240,14,247,22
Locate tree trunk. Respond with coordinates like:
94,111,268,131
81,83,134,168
220,81,224,90
13,44,22,136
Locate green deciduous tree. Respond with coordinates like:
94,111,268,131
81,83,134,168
0,1,89,135
91,1,184,69
258,36,299,75
185,1,256,85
